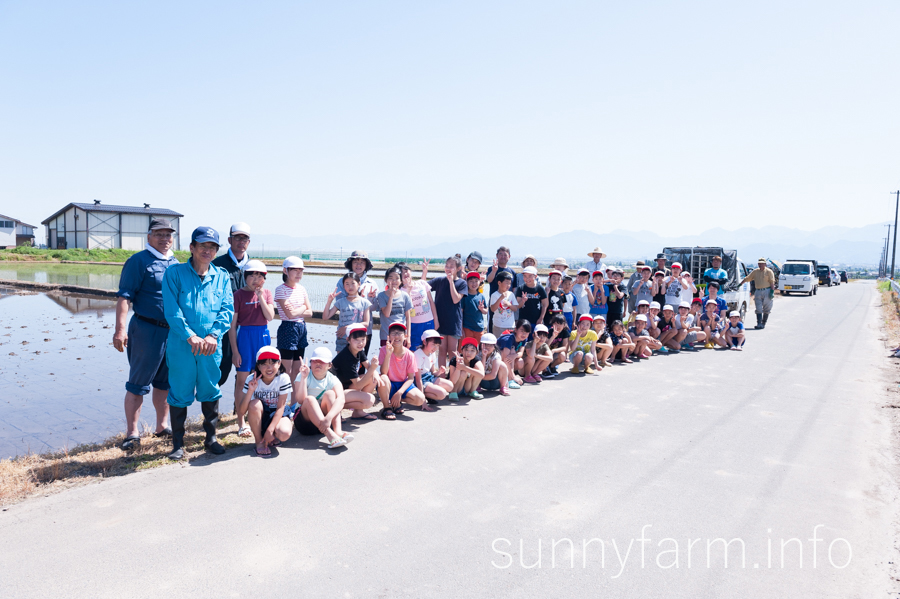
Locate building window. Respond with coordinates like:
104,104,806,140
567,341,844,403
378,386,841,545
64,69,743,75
0,220,13,228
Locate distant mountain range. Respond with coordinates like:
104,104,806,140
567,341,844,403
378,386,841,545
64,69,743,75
247,224,887,266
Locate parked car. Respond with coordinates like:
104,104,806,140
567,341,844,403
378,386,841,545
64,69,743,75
817,264,832,286
779,259,818,296
840,271,848,283
830,269,840,286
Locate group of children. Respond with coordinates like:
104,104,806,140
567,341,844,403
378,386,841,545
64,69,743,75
225,248,747,456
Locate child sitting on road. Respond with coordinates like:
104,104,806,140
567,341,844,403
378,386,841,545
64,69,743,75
725,311,746,350
545,314,570,377
378,323,432,419
230,260,275,438
490,271,518,338
323,272,372,354
609,320,636,363
675,301,707,350
498,319,531,387
243,346,294,457
628,315,661,358
591,315,614,366
413,329,454,402
569,314,599,374
521,324,554,383
329,323,382,420
461,271,488,343
449,337,486,399
658,305,680,352
700,300,727,349
291,347,354,450
477,333,510,396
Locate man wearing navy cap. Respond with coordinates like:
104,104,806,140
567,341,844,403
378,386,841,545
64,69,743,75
113,217,179,450
162,226,234,459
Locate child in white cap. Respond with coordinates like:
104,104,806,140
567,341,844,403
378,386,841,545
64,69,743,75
291,347,354,449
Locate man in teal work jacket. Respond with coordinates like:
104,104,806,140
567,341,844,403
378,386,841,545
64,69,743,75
163,226,235,460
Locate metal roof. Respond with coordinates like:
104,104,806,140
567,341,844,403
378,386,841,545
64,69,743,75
41,203,184,224
0,213,38,228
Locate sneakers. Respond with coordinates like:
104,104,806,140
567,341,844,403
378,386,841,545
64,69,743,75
533,374,543,382
570,365,582,374
523,375,539,384
542,368,557,379
468,389,484,400
499,386,511,396
508,380,522,390
584,365,595,374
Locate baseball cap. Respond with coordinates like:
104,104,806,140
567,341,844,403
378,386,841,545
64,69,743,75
577,268,590,275
255,345,281,362
466,271,481,280
534,324,549,334
149,217,175,232
679,301,691,309
421,329,443,342
692,297,702,304
635,314,647,322
593,314,606,321
640,265,652,271
729,311,741,317
242,260,267,274
460,337,478,349
467,251,483,264
230,222,251,236
649,301,661,309
283,256,304,269
578,314,594,323
388,322,407,333
480,333,498,345
637,299,650,306
706,299,718,305
591,270,604,278
309,346,333,363
671,262,683,269
654,271,665,277
191,226,220,246
662,305,674,312
523,266,538,275
345,323,367,337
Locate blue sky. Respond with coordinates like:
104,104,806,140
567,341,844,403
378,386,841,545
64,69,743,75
1,1,899,242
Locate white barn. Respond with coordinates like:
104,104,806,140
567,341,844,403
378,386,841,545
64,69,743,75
42,201,183,251
0,214,37,248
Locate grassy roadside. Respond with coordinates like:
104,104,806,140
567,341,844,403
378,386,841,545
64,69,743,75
0,413,249,507
0,247,190,263
877,280,900,346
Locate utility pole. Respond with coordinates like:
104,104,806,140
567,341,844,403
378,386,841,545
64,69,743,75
883,237,889,277
892,191,900,278
885,225,892,277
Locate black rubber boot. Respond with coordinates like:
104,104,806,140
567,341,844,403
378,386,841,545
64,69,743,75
754,312,763,329
168,406,188,460
201,400,225,455
761,313,769,329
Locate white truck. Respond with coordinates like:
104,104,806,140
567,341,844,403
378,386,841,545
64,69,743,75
661,247,753,320
779,259,818,296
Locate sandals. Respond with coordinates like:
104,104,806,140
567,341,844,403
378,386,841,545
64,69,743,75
255,443,272,457
237,425,252,438
380,407,397,420
327,437,347,449
349,413,377,420
121,435,141,451
341,433,355,444
153,427,172,438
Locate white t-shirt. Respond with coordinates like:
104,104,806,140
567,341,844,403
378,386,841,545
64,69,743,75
413,348,437,375
490,291,519,329
675,314,694,331
407,280,434,324
243,373,292,410
307,371,338,399
572,284,591,315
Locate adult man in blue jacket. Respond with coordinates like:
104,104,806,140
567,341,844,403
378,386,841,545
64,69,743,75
163,226,234,460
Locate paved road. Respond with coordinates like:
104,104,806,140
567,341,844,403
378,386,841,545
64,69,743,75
1,281,896,598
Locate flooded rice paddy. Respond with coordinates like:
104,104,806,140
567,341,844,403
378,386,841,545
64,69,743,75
0,286,339,459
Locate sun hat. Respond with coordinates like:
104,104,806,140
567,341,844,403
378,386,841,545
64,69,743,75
637,299,650,306
255,345,281,362
521,254,536,265
578,314,594,323
758,257,767,263
345,323,367,336
649,301,661,309
467,251,483,264
662,305,674,312
421,329,443,342
593,314,607,321
552,257,569,268
534,324,549,334
243,259,267,274
656,253,667,260
149,217,175,232
729,311,741,317
191,226,220,246
635,260,645,266
229,222,251,236
465,271,482,279
671,262,683,269
344,250,373,272
283,256,304,269
522,266,539,275
309,346,333,363
388,322,408,333
460,337,479,349
635,314,647,322
587,247,607,258
480,333,498,345
679,301,691,309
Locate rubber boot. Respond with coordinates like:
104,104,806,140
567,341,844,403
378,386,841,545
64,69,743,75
754,312,763,329
201,400,225,455
761,313,769,329
168,406,188,460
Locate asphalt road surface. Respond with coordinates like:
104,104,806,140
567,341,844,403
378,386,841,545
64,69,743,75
1,281,897,598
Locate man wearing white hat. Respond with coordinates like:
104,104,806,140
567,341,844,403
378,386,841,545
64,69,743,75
584,247,608,277
212,222,252,387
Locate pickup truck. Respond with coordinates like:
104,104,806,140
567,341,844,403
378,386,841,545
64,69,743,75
661,247,752,320
779,259,818,296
